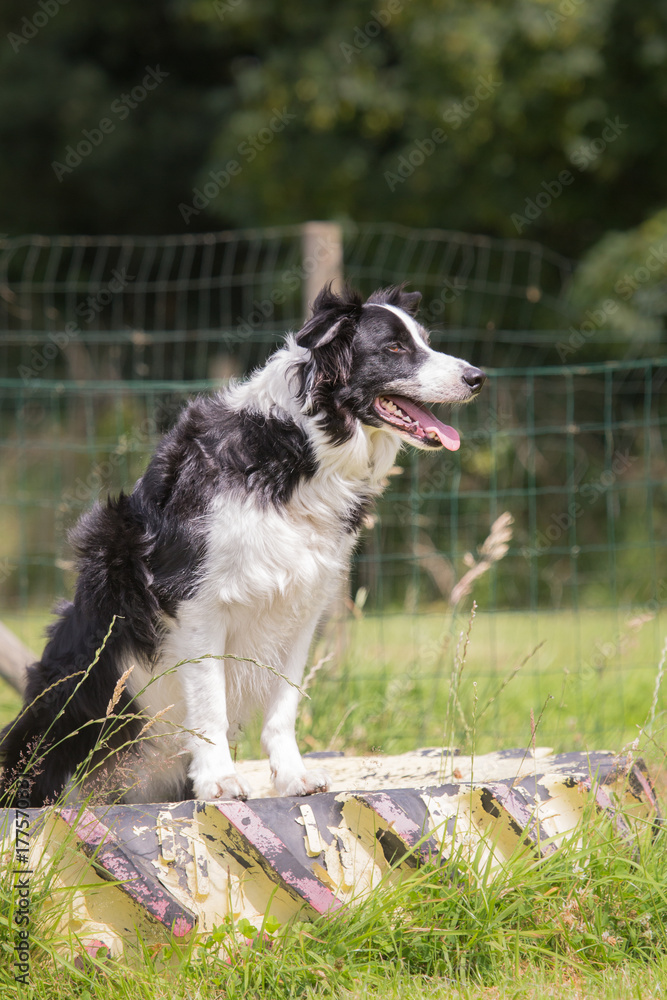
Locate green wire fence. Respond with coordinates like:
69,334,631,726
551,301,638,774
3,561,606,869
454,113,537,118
0,224,665,754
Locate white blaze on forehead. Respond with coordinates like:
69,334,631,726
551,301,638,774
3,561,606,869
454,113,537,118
364,300,473,401
367,302,428,349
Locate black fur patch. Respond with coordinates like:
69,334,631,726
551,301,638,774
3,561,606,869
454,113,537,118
294,285,363,444
366,284,422,315
343,495,375,533
0,395,318,806
0,603,142,806
198,399,318,505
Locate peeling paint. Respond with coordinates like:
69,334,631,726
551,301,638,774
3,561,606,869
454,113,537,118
298,803,324,857
0,748,659,961
157,811,176,864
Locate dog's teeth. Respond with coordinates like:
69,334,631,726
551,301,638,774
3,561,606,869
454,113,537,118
384,400,406,418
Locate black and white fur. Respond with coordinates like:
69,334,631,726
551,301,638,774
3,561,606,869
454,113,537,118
0,284,485,806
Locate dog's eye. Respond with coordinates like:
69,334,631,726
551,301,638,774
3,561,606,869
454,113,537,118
386,343,407,353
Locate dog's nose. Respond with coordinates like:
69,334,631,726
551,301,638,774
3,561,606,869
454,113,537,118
462,366,487,392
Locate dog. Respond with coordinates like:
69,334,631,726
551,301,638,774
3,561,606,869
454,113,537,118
0,283,485,806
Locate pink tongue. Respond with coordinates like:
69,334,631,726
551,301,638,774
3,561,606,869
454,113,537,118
388,395,460,451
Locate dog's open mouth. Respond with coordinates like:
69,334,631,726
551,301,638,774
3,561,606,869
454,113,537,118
373,395,460,451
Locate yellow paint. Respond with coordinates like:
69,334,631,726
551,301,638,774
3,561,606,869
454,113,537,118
298,803,324,856
157,810,175,863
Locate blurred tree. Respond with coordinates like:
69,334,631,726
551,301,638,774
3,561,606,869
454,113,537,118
0,0,230,233
0,0,666,260
569,209,667,342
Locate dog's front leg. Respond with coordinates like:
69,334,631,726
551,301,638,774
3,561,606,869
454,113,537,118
260,621,330,797
179,657,251,801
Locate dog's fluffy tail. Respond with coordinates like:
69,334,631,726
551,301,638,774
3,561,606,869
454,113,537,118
0,601,141,807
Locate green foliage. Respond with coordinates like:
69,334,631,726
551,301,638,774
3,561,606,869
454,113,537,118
569,208,667,340
2,0,667,261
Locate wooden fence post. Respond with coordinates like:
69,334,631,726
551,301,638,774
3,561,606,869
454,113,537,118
301,221,344,320
0,620,33,694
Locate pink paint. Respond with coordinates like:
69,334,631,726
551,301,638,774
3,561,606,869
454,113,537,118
278,870,342,914
172,915,195,937
216,801,285,857
488,783,532,822
59,807,111,847
84,938,109,958
149,898,170,920
216,801,340,914
98,851,134,881
631,767,658,808
60,807,197,934
363,793,422,842
593,785,614,812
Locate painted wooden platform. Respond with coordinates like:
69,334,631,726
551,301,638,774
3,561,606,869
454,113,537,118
1,747,660,962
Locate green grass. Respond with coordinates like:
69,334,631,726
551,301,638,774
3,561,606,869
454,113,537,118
2,605,665,757
0,605,665,998
1,789,667,998
296,605,667,758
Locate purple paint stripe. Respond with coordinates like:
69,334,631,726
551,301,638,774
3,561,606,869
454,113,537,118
483,783,556,855
358,792,424,845
217,800,286,859
59,807,110,847
59,808,196,936
630,765,660,811
215,801,341,914
568,776,634,839
353,791,442,862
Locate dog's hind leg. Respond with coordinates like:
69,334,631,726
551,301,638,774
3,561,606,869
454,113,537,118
260,619,330,797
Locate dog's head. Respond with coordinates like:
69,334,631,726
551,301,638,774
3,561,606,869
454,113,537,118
294,283,485,450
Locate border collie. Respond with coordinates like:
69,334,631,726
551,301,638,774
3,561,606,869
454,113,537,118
0,284,485,806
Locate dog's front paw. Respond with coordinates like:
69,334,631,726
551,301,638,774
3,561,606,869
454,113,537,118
194,773,252,801
274,767,330,797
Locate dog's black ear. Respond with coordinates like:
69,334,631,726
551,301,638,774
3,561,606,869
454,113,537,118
296,315,348,351
366,284,422,316
296,283,363,350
